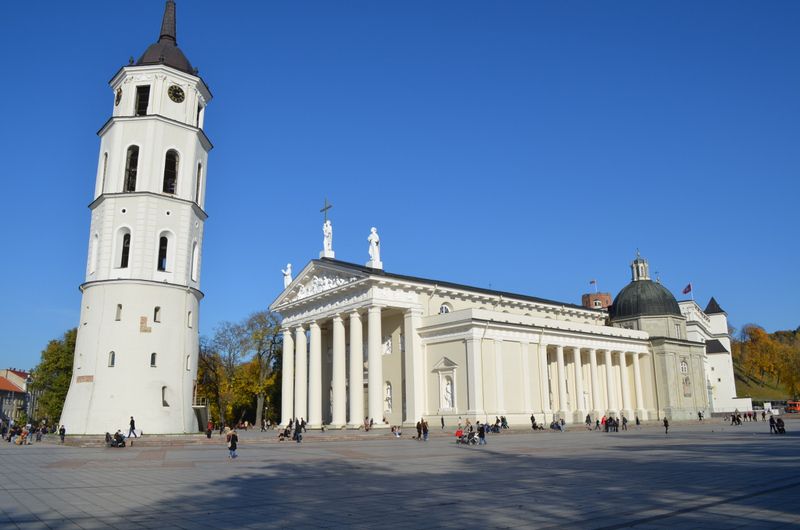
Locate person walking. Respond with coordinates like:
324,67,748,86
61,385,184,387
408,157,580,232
206,420,213,439
663,417,669,436
441,416,445,430
622,416,628,431
127,416,138,439
477,422,487,445
769,415,777,434
635,415,641,430
585,414,592,430
422,420,429,441
58,425,66,444
226,428,239,458
415,420,422,441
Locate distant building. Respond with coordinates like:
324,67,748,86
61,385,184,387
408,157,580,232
582,292,612,310
0,369,31,422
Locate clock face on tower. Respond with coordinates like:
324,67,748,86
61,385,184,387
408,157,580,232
168,85,185,103
115,88,122,106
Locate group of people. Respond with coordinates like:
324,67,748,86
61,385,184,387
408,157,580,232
727,410,764,425
1,421,65,445
277,417,305,443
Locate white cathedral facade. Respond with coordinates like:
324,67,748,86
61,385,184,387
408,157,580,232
60,1,209,434
272,227,751,428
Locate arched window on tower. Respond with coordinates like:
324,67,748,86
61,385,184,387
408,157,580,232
150,352,157,367
100,153,108,193
124,146,139,192
195,163,203,204
89,233,99,274
191,242,199,282
157,236,169,271
162,150,179,194
120,233,131,268
108,351,116,367
154,306,161,323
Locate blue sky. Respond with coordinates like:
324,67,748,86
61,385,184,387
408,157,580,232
1,1,798,369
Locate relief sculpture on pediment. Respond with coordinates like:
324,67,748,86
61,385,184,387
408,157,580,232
294,273,358,301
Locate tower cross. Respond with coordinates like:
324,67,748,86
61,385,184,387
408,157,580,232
320,198,333,222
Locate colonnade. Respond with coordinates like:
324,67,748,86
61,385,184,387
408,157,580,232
548,345,647,420
280,306,391,428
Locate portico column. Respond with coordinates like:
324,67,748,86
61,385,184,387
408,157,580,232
604,349,616,414
555,345,568,420
538,341,552,416
307,322,322,427
632,352,646,419
521,342,532,414
618,351,632,418
572,347,585,420
348,311,364,427
403,308,424,424
367,306,384,424
280,328,294,426
465,337,484,416
294,325,307,422
494,340,505,413
331,315,346,427
588,348,601,417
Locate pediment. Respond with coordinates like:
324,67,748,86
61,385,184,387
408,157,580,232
432,356,458,371
272,261,367,308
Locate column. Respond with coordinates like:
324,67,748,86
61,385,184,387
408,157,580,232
403,308,424,424
280,328,294,426
294,325,307,422
367,306,384,424
331,315,346,427
538,341,552,415
589,348,601,416
348,310,364,427
555,345,568,419
632,352,646,419
465,337,484,416
618,351,632,417
521,342,532,413
573,347,585,419
604,350,616,414
494,339,505,413
307,322,322,427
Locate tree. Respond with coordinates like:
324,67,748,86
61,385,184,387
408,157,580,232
30,328,76,424
242,311,282,428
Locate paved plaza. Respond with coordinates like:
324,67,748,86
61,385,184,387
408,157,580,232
1,419,798,529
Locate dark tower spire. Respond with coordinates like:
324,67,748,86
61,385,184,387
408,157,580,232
159,0,177,43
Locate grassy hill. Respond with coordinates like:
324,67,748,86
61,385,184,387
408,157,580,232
733,363,790,402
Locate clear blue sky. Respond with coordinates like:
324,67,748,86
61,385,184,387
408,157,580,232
1,1,798,369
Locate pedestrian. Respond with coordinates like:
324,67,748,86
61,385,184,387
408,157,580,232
594,419,600,431
769,415,776,434
478,422,487,445
622,416,628,431
635,415,641,429
59,425,66,443
206,420,213,439
585,414,592,430
530,414,536,430
441,416,445,430
415,420,422,441
663,417,669,436
422,420,429,441
226,428,238,458
301,418,307,433
698,411,703,421
127,416,138,439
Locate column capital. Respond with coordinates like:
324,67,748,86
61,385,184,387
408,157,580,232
573,346,582,353
349,309,362,319
309,320,321,329
294,324,306,332
331,314,343,324
368,305,384,313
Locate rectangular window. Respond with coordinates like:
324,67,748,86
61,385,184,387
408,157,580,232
196,105,202,127
135,86,151,116
115,304,122,321
154,306,161,323
187,310,193,328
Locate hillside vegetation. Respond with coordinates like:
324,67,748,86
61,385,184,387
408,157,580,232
732,325,800,400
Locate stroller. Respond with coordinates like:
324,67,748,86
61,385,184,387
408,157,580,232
456,429,478,445
776,418,786,434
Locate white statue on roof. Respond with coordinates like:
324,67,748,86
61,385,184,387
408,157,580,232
367,227,382,270
282,263,292,288
320,220,335,259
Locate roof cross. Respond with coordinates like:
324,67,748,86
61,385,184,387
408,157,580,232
320,198,333,223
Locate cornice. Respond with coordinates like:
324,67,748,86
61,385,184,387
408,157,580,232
88,192,208,221
80,278,203,299
96,114,213,151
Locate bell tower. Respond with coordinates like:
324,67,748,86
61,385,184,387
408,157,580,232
60,0,212,434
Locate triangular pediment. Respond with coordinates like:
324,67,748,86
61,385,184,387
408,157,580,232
271,260,368,308
432,356,458,371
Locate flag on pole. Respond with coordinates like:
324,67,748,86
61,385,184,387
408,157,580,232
589,280,597,285
682,283,692,295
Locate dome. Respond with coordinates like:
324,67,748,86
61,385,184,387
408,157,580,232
609,280,681,320
135,1,194,75
137,40,193,74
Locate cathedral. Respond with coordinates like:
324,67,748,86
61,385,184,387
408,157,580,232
271,227,750,427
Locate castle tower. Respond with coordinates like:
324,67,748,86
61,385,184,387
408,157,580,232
60,1,212,434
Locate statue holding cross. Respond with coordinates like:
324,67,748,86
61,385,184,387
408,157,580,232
319,198,335,259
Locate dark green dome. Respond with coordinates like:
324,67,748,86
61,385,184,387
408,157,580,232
609,280,681,320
